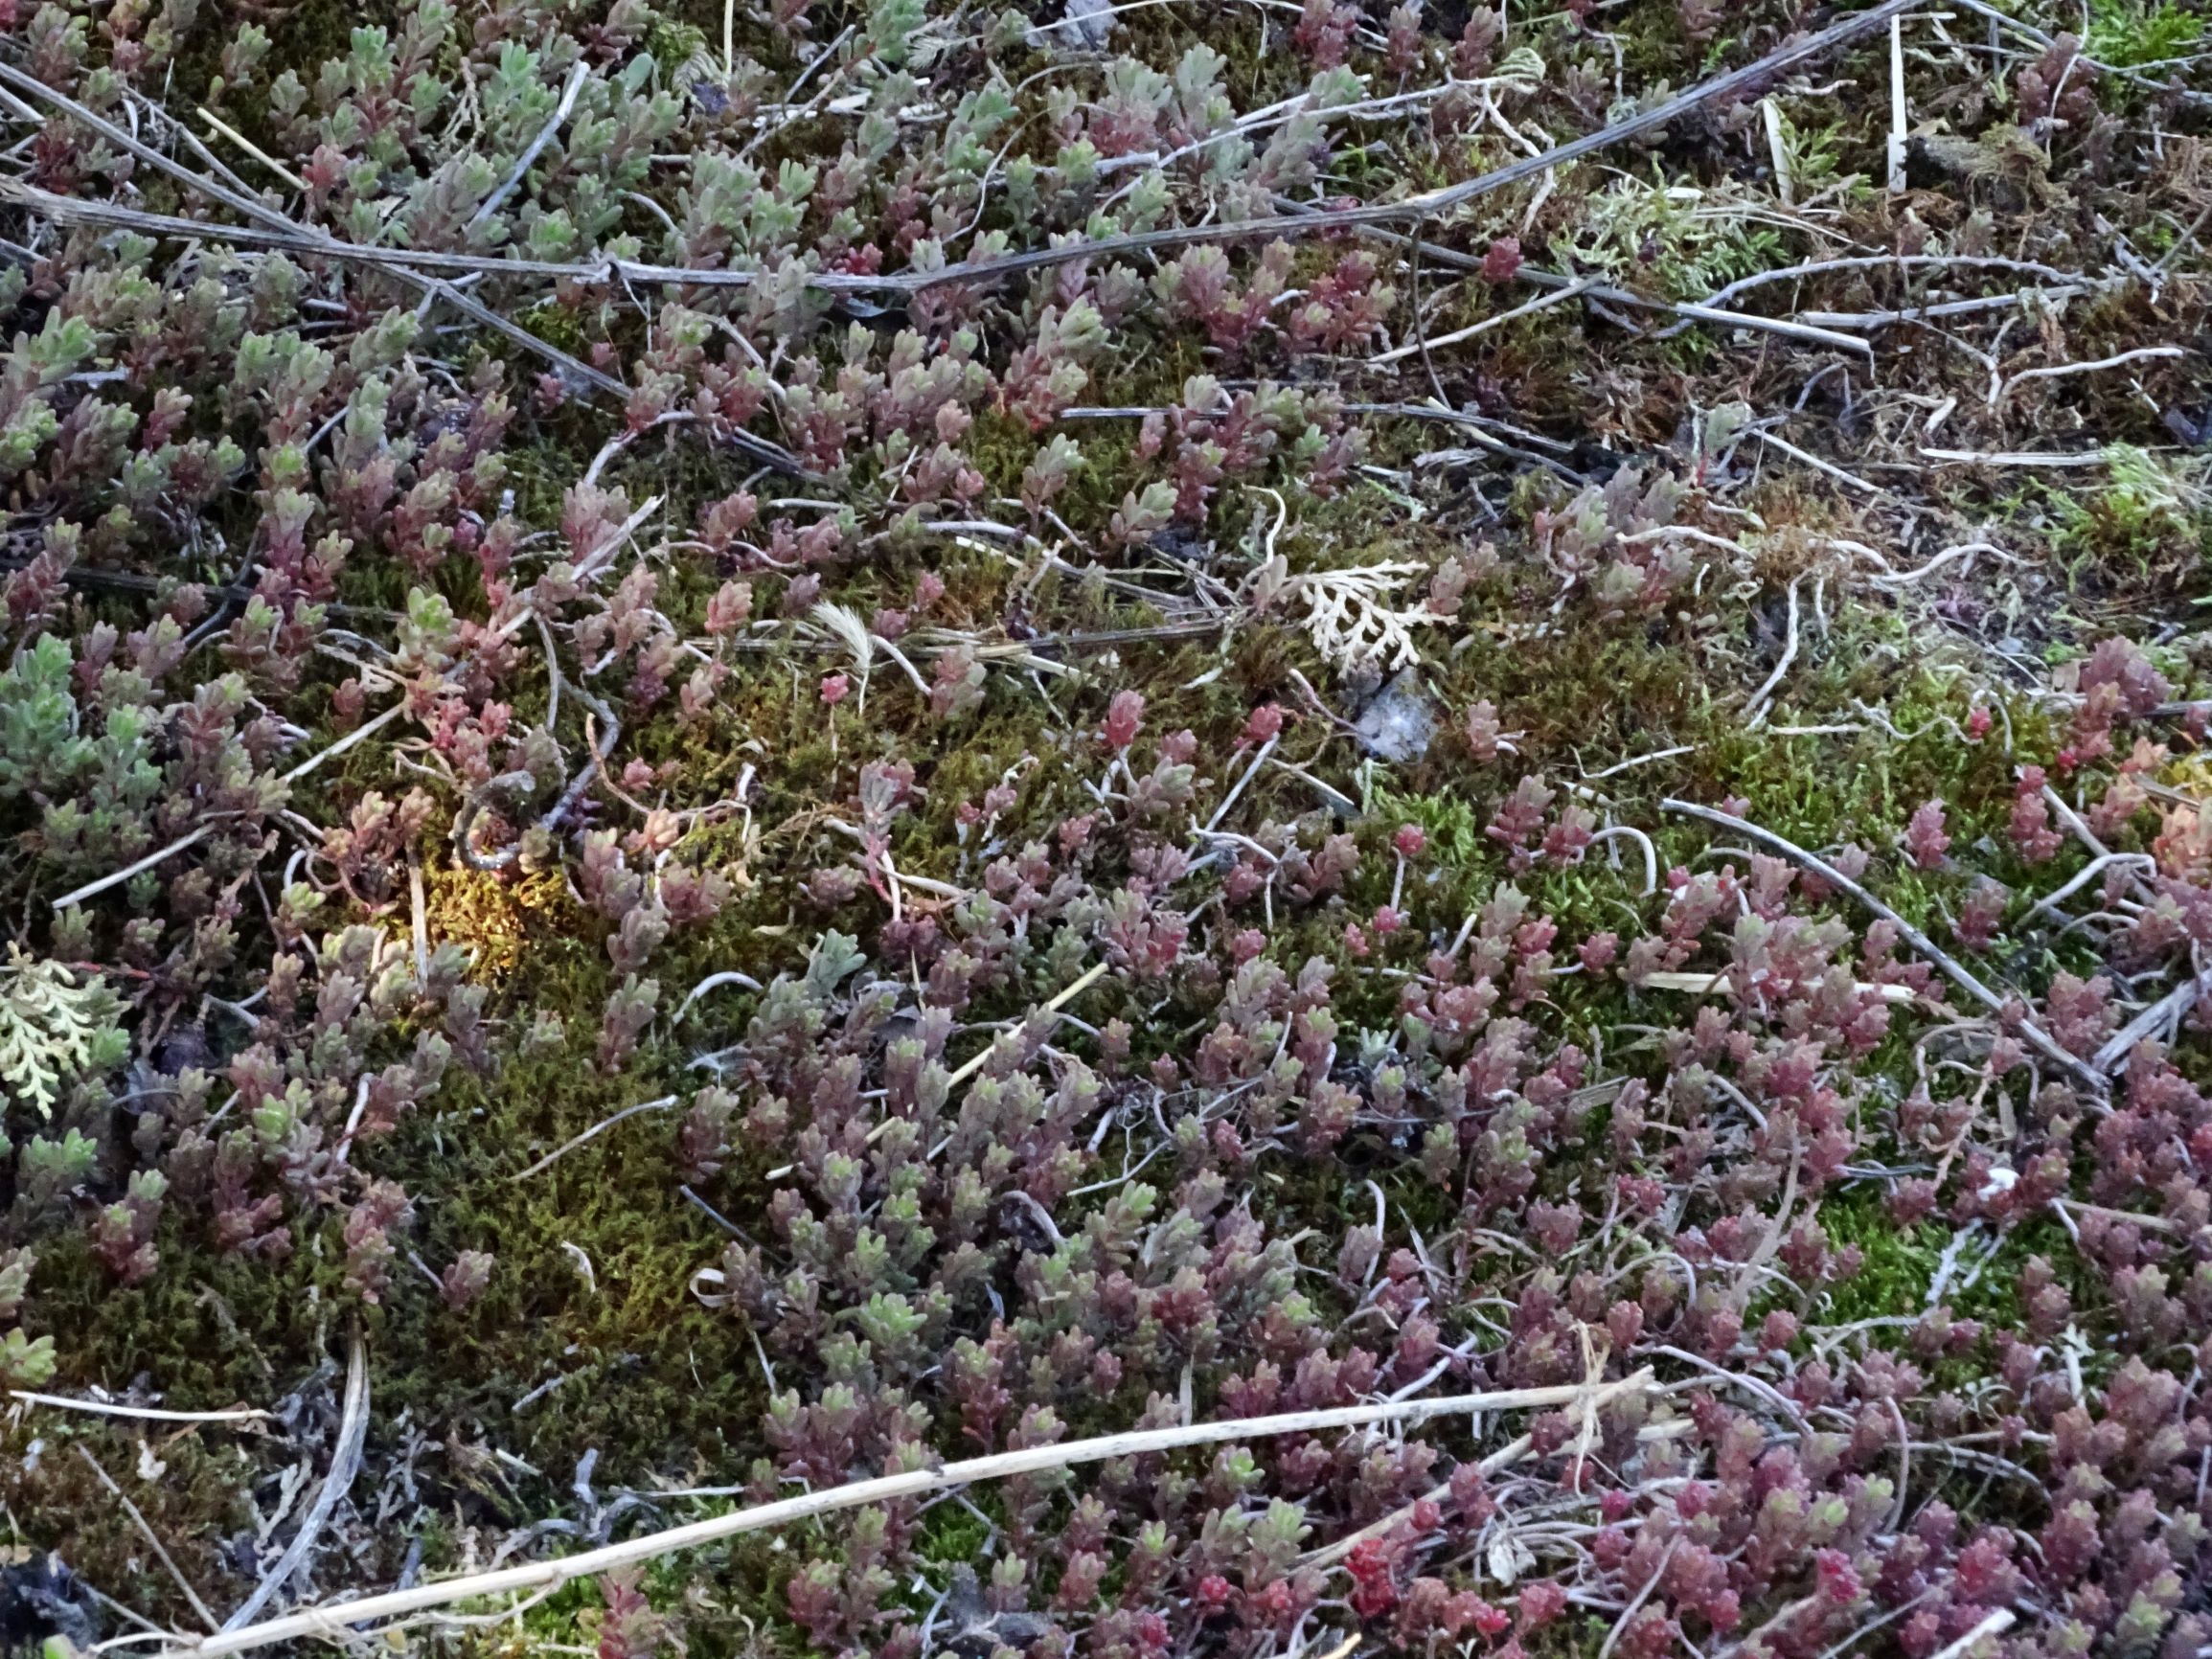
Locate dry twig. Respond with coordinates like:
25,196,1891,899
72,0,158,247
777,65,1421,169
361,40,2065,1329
169,1374,1653,1658
9,1392,269,1424
4,0,1914,307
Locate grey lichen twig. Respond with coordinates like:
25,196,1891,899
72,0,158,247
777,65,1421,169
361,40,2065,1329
1660,799,2108,1096
217,1330,371,1633
1743,578,1802,723
166,1372,1653,1659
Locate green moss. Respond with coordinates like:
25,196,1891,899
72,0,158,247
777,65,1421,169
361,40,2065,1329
2046,446,2212,596
914,1491,997,1565
2087,0,2204,66
1814,1187,2079,1340
1815,1189,1955,1327
649,17,714,66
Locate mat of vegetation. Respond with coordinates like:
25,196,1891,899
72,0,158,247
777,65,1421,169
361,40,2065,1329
0,0,2205,1650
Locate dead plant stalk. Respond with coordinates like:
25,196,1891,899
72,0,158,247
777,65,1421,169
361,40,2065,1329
165,1374,1655,1658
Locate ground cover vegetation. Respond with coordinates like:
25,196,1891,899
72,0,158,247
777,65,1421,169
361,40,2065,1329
0,0,2205,1650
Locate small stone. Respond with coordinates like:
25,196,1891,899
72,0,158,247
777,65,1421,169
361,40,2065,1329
1029,0,1113,49
1353,670,1437,763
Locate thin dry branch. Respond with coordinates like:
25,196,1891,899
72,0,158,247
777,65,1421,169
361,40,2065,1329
1299,1376,1677,1570
1944,0,2212,104
78,1446,220,1634
48,827,212,911
168,1373,1653,1659
1925,1608,2016,1659
6,0,1913,308
1368,277,1595,365
1755,431,1878,495
282,700,410,785
1918,446,2118,467
471,61,590,229
2091,975,2202,1074
1744,577,1803,720
1660,799,2109,1095
51,700,410,911
873,0,1919,287
194,106,305,192
1598,1536,1682,1659
9,1391,269,1423
511,1096,681,1181
1639,970,1916,1005
1995,344,2187,403
1800,284,2109,328
1885,14,1908,194
1270,196,1874,356
1695,252,2091,310
0,69,618,393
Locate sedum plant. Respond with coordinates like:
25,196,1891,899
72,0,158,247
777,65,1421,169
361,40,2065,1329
0,0,2201,1650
